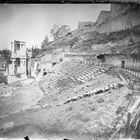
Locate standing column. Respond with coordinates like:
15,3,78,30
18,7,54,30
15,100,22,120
11,42,13,53
12,59,15,75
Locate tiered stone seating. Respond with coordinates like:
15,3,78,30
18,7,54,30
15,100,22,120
49,75,62,89
49,77,58,88
67,65,109,83
118,69,135,82
69,64,90,73
61,62,80,73
39,62,110,92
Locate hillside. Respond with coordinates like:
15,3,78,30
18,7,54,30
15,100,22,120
42,24,140,55
39,3,140,57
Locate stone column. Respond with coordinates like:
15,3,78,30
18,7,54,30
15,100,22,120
11,59,15,75
11,42,14,54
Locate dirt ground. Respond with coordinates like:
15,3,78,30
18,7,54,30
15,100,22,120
0,69,139,140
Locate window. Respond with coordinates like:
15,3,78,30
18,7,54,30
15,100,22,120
121,61,125,69
16,44,20,50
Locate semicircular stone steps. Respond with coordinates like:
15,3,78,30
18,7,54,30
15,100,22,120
45,64,110,91
79,74,92,81
69,65,109,83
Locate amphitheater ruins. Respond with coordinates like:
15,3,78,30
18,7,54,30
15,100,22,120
0,2,140,140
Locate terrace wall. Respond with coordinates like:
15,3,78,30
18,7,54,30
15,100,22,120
96,4,140,33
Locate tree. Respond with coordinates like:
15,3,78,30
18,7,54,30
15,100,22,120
31,46,42,58
1,49,12,66
2,49,11,61
50,25,59,40
41,36,49,50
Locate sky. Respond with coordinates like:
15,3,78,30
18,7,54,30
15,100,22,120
0,4,110,50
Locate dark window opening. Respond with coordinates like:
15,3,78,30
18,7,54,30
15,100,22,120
97,54,105,63
60,58,63,62
121,61,125,69
52,62,56,66
85,24,91,27
43,72,47,76
15,58,20,67
43,69,47,76
15,43,20,51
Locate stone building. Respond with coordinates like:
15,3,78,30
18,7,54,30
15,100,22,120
110,4,135,18
95,11,110,26
95,4,140,33
78,22,96,33
9,40,27,79
78,22,95,29
0,40,32,84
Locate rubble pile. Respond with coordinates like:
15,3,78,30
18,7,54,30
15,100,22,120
64,83,124,105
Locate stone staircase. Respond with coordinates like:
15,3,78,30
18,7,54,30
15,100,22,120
67,65,109,83
38,63,110,92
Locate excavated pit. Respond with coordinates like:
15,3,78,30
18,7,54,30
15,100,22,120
0,62,139,139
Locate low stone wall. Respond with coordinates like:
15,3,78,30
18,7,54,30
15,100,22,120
7,76,21,84
0,75,28,84
0,75,8,84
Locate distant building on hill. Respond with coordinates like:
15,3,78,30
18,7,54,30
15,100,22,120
78,22,95,29
77,22,96,33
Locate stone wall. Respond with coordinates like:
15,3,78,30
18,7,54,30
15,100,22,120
63,54,88,63
77,22,96,34
96,5,140,33
97,54,140,71
110,4,133,17
96,11,110,26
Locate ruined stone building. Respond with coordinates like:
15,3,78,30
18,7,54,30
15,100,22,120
9,40,27,79
0,40,32,84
